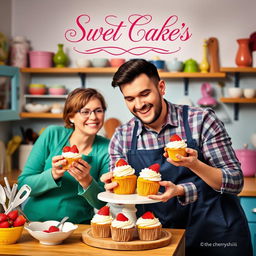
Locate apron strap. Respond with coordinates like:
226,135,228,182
182,105,193,141
131,120,139,150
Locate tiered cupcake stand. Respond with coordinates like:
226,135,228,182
82,192,172,250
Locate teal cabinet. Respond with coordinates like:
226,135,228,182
0,65,20,121
240,197,256,256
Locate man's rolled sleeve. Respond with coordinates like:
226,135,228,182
177,182,198,205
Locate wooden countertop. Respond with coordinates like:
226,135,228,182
1,171,256,196
0,225,185,256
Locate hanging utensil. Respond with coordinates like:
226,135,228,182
0,184,7,212
5,184,31,214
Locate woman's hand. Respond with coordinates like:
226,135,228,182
100,172,118,192
68,159,92,189
148,181,185,202
51,155,67,180
163,147,200,170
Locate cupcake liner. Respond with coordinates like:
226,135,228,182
137,177,160,196
112,175,137,194
110,226,135,242
63,157,81,170
137,225,162,241
91,222,111,238
166,148,187,161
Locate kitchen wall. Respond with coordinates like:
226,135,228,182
2,0,256,149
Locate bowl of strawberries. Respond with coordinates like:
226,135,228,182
25,220,78,245
0,210,27,245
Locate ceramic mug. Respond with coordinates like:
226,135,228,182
243,88,255,98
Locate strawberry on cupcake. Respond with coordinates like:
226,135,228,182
136,211,162,241
111,159,137,194
111,212,135,242
137,163,161,196
91,206,113,238
62,145,82,170
165,134,187,161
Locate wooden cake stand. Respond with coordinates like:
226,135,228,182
82,192,172,250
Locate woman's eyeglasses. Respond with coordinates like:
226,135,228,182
78,108,105,118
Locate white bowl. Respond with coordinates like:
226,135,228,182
25,103,51,113
25,221,78,245
227,88,243,98
243,88,255,98
75,58,91,68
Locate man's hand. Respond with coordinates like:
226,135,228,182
148,181,185,202
100,172,118,192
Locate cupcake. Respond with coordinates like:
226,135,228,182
136,211,162,241
165,134,187,161
111,159,137,194
62,145,82,170
137,163,161,196
111,213,135,242
91,206,113,238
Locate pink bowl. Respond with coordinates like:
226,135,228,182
28,87,47,95
49,87,66,95
110,58,126,67
29,51,54,68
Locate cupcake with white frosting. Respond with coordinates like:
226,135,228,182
91,206,113,238
111,213,135,242
62,145,82,170
111,159,137,194
136,211,162,241
137,163,161,196
165,134,187,161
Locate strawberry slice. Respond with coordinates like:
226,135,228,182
63,146,71,152
48,226,60,233
148,163,160,173
7,210,18,221
141,211,155,219
170,134,182,142
115,159,128,167
0,221,10,228
116,213,128,221
0,213,8,222
70,145,79,153
98,206,110,216
13,215,27,227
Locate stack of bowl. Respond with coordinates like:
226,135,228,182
28,84,47,95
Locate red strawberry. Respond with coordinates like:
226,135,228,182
148,163,160,173
0,213,8,222
141,211,155,219
7,210,18,221
116,213,128,221
70,145,79,153
170,134,182,142
115,159,128,167
13,215,27,227
43,230,49,233
98,206,110,216
63,146,71,152
48,226,60,233
0,221,10,228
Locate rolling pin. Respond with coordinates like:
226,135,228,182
208,37,220,72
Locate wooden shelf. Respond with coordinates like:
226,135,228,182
220,67,256,73
220,97,256,103
20,67,225,78
20,112,63,119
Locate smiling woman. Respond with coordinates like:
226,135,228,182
18,88,110,224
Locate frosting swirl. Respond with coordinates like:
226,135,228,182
91,214,113,224
62,152,82,158
166,140,187,149
139,168,161,181
111,218,135,229
113,165,135,177
136,217,161,228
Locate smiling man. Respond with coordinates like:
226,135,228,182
101,59,252,256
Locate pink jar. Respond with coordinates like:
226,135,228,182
29,51,54,68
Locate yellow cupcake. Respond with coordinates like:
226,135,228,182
62,145,82,170
166,134,188,161
137,164,161,196
166,148,187,162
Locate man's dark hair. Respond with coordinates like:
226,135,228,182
111,59,160,88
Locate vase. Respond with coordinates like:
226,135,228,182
53,44,68,67
235,38,252,67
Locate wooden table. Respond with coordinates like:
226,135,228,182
0,225,185,256
239,177,256,197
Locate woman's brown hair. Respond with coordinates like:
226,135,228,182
63,88,107,128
